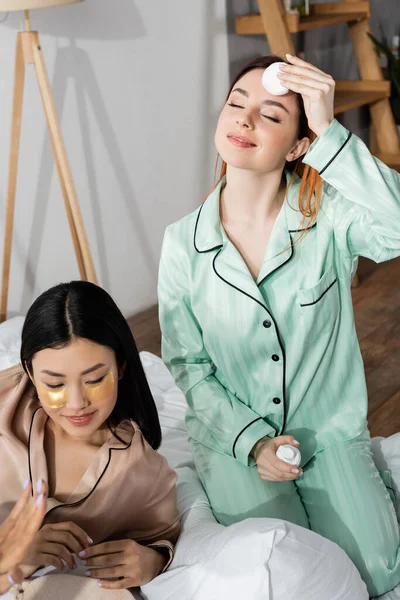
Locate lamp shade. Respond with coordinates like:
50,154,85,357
0,0,83,11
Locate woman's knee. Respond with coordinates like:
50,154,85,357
351,541,400,598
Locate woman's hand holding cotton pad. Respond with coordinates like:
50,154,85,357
262,62,289,96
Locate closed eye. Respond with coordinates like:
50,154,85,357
45,383,64,390
86,375,106,386
227,102,244,109
261,114,281,123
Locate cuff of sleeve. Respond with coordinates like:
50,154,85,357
232,417,276,467
302,119,351,174
147,541,174,573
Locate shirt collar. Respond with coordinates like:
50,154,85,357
193,171,316,255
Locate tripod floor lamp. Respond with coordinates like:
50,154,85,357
0,0,97,323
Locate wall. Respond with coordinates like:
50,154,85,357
0,0,229,317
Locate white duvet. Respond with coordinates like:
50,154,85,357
0,318,399,599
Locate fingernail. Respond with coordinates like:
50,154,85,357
97,582,103,587
81,559,87,566
7,573,17,586
36,493,44,507
292,468,300,474
286,53,292,58
36,479,43,493
293,440,300,445
79,551,86,558
87,536,93,545
85,570,91,577
24,479,30,489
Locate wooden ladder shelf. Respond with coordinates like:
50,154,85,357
235,0,400,171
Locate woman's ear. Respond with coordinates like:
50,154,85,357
286,136,310,162
118,362,126,381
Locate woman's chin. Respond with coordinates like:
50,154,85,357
219,151,257,172
220,151,284,174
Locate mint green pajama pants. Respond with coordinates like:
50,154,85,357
192,429,400,598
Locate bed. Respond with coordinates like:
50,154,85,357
0,317,399,599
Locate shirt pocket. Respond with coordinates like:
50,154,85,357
297,264,340,344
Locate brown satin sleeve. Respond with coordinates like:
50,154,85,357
0,364,25,410
147,540,176,572
126,449,181,570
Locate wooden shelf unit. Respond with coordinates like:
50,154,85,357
234,0,400,172
236,2,370,35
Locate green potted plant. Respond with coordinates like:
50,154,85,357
368,32,400,130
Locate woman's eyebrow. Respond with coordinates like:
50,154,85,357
231,87,248,97
262,99,290,114
40,363,106,377
81,363,106,376
231,88,290,114
41,369,65,377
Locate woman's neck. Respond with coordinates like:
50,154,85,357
221,165,286,228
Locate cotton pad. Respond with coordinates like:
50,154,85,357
261,62,289,96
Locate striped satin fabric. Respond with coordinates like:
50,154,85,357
191,428,399,598
158,119,400,596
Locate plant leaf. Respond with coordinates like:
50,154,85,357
391,95,400,124
368,32,396,67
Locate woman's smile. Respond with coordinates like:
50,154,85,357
227,132,256,148
64,411,96,427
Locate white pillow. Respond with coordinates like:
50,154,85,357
371,435,400,522
142,467,368,600
0,316,24,370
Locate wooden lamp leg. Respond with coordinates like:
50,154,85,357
1,28,98,322
0,35,26,323
31,32,97,284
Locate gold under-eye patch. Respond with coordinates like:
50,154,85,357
36,370,115,409
85,370,115,403
37,382,69,409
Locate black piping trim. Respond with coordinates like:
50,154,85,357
193,204,223,254
213,250,288,437
28,408,132,513
45,443,132,518
319,131,352,176
288,221,317,234
300,279,337,307
257,238,294,288
232,417,263,459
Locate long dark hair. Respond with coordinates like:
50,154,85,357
215,55,322,228
20,281,162,449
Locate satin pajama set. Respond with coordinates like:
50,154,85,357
158,119,400,597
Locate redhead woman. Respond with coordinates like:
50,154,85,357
158,54,400,597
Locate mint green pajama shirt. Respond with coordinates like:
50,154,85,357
158,119,400,597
